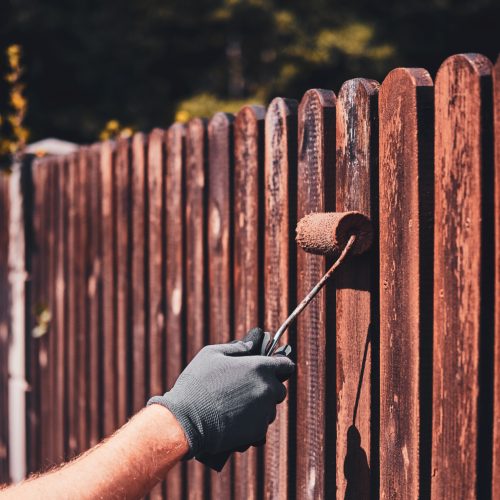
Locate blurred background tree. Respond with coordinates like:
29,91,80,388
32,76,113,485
0,0,498,143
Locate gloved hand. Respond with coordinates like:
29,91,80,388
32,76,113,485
147,327,294,458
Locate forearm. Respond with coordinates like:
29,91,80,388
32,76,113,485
1,405,188,500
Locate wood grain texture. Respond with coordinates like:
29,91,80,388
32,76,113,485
39,160,51,464
296,88,336,500
100,141,118,438
185,118,208,500
115,138,132,426
87,145,102,447
147,129,166,500
263,97,298,500
493,53,500,500
379,67,434,499
335,78,379,499
76,148,89,452
208,112,234,500
0,173,9,482
28,159,43,470
147,129,166,400
432,53,494,500
165,123,186,499
233,105,266,500
131,133,147,414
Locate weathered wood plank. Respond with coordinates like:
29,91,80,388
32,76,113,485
335,78,379,499
233,105,266,500
432,53,494,499
493,53,500,500
131,133,147,414
296,88,336,499
115,138,132,426
165,123,186,499
147,128,166,500
263,97,298,500
28,160,41,471
0,173,10,481
100,141,118,438
87,145,102,447
379,67,434,499
76,148,89,452
39,160,52,464
185,118,208,500
208,112,234,499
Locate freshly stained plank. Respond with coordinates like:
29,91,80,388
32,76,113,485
494,53,500,500
100,141,118,438
115,138,132,426
432,53,494,499
263,97,298,500
147,129,166,500
379,68,433,499
165,123,186,499
0,173,9,481
131,133,147,413
87,146,102,447
208,112,234,499
335,78,379,499
76,148,89,452
185,118,208,500
296,89,336,499
233,105,266,500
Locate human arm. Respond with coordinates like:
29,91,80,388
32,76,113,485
0,404,188,500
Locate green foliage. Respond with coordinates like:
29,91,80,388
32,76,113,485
0,0,498,142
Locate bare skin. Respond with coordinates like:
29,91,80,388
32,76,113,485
0,405,188,499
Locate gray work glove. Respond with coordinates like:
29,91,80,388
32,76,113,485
147,327,295,458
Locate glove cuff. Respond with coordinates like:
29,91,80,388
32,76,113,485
147,374,220,458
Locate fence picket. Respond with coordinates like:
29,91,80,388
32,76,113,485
296,88,336,499
233,104,266,500
165,123,186,499
432,53,494,499
185,118,209,500
263,97,298,500
379,67,434,499
335,78,379,498
208,112,235,500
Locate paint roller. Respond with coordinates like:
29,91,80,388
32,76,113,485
198,211,373,471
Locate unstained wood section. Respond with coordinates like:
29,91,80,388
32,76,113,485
165,123,186,499
379,67,434,499
100,141,117,437
432,53,493,499
335,78,378,499
185,118,208,500
233,105,265,500
208,112,234,500
263,97,298,500
296,89,336,500
131,133,147,413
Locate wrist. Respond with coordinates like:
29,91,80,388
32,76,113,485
144,404,190,459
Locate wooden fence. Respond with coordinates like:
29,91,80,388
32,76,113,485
1,52,500,499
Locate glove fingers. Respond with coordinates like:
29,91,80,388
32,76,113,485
259,356,296,381
241,327,265,355
212,340,253,356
